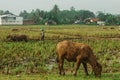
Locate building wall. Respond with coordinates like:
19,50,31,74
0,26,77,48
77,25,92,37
97,21,105,26
0,15,23,25
23,20,35,25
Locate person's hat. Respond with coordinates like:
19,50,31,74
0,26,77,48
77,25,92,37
40,27,44,31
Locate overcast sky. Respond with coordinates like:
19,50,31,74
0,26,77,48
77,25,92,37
0,0,120,15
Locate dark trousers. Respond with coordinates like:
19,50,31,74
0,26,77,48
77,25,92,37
41,35,44,41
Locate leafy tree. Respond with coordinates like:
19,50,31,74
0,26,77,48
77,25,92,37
105,14,117,25
19,10,29,19
115,15,120,25
0,10,4,15
77,10,95,21
49,4,60,24
97,11,106,21
57,10,76,24
70,6,75,11
97,12,117,25
16,5,119,25
34,9,41,24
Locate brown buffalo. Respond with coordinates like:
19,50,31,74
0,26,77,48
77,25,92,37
56,40,102,77
6,34,28,42
11,28,19,31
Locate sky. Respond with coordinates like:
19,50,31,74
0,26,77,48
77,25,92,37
0,0,120,15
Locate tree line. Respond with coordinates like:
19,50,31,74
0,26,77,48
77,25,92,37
0,5,120,25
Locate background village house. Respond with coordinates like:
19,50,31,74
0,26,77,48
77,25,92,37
84,18,99,24
0,14,23,25
97,21,106,26
23,19,35,25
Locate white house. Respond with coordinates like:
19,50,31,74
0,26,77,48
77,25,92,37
0,14,23,25
97,21,105,26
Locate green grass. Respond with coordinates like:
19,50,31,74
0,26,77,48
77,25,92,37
0,25,120,41
0,25,120,79
0,73,120,80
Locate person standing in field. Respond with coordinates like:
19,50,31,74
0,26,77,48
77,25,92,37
40,27,45,41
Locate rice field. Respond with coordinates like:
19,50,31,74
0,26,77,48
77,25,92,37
0,25,120,80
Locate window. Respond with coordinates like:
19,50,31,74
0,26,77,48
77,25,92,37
13,17,16,20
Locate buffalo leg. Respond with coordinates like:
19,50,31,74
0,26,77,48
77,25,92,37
58,58,65,75
74,59,81,76
82,62,89,75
